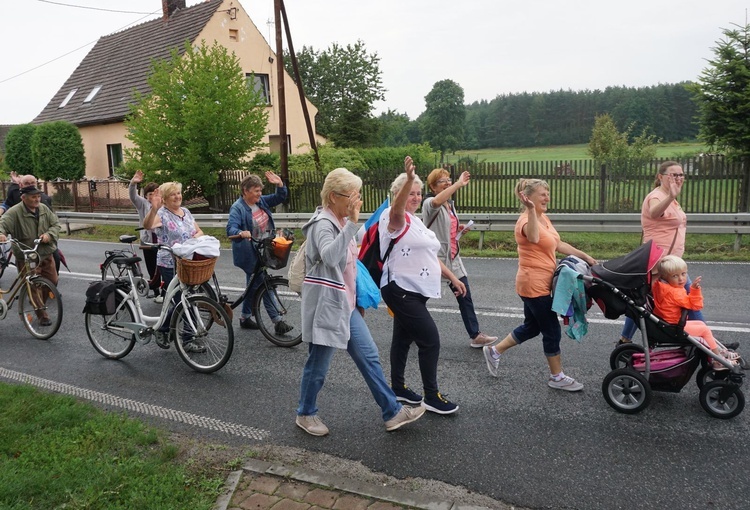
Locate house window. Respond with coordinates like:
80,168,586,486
59,89,78,108
246,73,271,104
229,29,238,41
84,85,102,103
106,144,123,177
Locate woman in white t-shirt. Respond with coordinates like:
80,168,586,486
379,156,466,415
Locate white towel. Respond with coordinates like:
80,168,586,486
172,235,221,259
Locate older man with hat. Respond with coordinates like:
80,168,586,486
0,185,61,296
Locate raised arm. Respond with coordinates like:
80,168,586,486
431,171,470,208
389,156,416,233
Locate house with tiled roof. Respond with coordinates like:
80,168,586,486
34,0,320,178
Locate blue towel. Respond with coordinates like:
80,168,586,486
551,265,589,341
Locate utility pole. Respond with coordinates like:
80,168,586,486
274,0,288,184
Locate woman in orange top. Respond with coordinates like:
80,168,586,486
619,161,704,343
653,255,738,370
482,179,596,391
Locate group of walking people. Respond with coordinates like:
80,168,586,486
3,155,719,436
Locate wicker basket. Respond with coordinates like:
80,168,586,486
176,256,217,285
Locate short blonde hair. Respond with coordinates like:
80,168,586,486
658,255,687,278
426,168,449,192
515,178,548,197
159,181,182,200
390,172,424,198
320,168,362,207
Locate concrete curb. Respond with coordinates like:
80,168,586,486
231,457,495,510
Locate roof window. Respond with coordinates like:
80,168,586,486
59,88,78,108
83,85,102,103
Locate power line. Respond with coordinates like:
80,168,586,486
0,8,161,85
37,0,154,15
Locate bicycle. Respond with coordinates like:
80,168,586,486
0,237,63,340
213,233,301,347
84,236,234,373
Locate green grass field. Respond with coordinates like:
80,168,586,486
446,141,708,164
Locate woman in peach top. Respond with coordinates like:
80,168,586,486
482,178,596,391
618,161,704,343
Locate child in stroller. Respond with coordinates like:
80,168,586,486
584,240,745,419
652,255,740,371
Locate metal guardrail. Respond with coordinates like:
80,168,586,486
57,211,750,251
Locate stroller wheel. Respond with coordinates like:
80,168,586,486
610,343,645,370
699,380,745,419
696,365,729,391
602,368,652,414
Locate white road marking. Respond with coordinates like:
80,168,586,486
0,366,269,441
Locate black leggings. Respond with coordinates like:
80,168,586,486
381,281,441,397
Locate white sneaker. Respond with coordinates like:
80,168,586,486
295,415,329,436
385,405,426,431
471,332,498,348
154,295,164,304
483,345,501,377
548,375,583,392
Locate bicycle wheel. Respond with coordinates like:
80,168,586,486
85,291,137,359
254,277,302,347
18,277,63,340
172,295,233,373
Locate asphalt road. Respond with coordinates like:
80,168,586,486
1,238,749,510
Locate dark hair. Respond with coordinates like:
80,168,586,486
143,182,159,195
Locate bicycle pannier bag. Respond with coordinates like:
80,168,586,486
83,280,117,315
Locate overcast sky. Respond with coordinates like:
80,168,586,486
1,0,748,125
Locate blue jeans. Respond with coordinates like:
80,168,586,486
297,309,401,421
241,270,280,322
512,295,561,357
620,276,705,340
449,276,480,339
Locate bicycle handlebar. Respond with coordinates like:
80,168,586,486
0,236,44,253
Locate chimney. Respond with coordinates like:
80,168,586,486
162,0,186,20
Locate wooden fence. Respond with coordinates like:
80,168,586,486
3,154,749,214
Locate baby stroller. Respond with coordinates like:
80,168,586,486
584,241,745,419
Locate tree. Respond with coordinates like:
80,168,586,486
588,114,658,178
4,124,37,174
30,121,85,180
126,41,268,201
375,109,411,147
690,23,750,161
421,79,465,162
285,41,386,147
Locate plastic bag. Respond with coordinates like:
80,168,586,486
355,259,381,310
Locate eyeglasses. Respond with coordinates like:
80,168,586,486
334,191,361,200
436,178,452,185
664,173,685,178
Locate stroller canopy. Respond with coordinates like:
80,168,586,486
591,240,663,290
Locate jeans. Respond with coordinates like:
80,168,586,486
620,276,705,340
381,281,441,397
297,309,401,421
241,270,280,323
512,295,561,357
450,276,480,338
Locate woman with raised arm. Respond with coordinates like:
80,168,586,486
379,156,467,415
482,178,595,391
423,168,497,348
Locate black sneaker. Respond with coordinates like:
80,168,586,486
239,317,259,330
724,341,740,350
274,320,293,335
423,392,458,414
392,384,423,404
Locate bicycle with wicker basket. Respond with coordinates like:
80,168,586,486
83,237,233,373
211,231,301,347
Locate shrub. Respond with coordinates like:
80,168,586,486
31,121,85,180
5,124,38,174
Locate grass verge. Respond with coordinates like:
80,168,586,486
64,225,750,261
0,382,244,510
